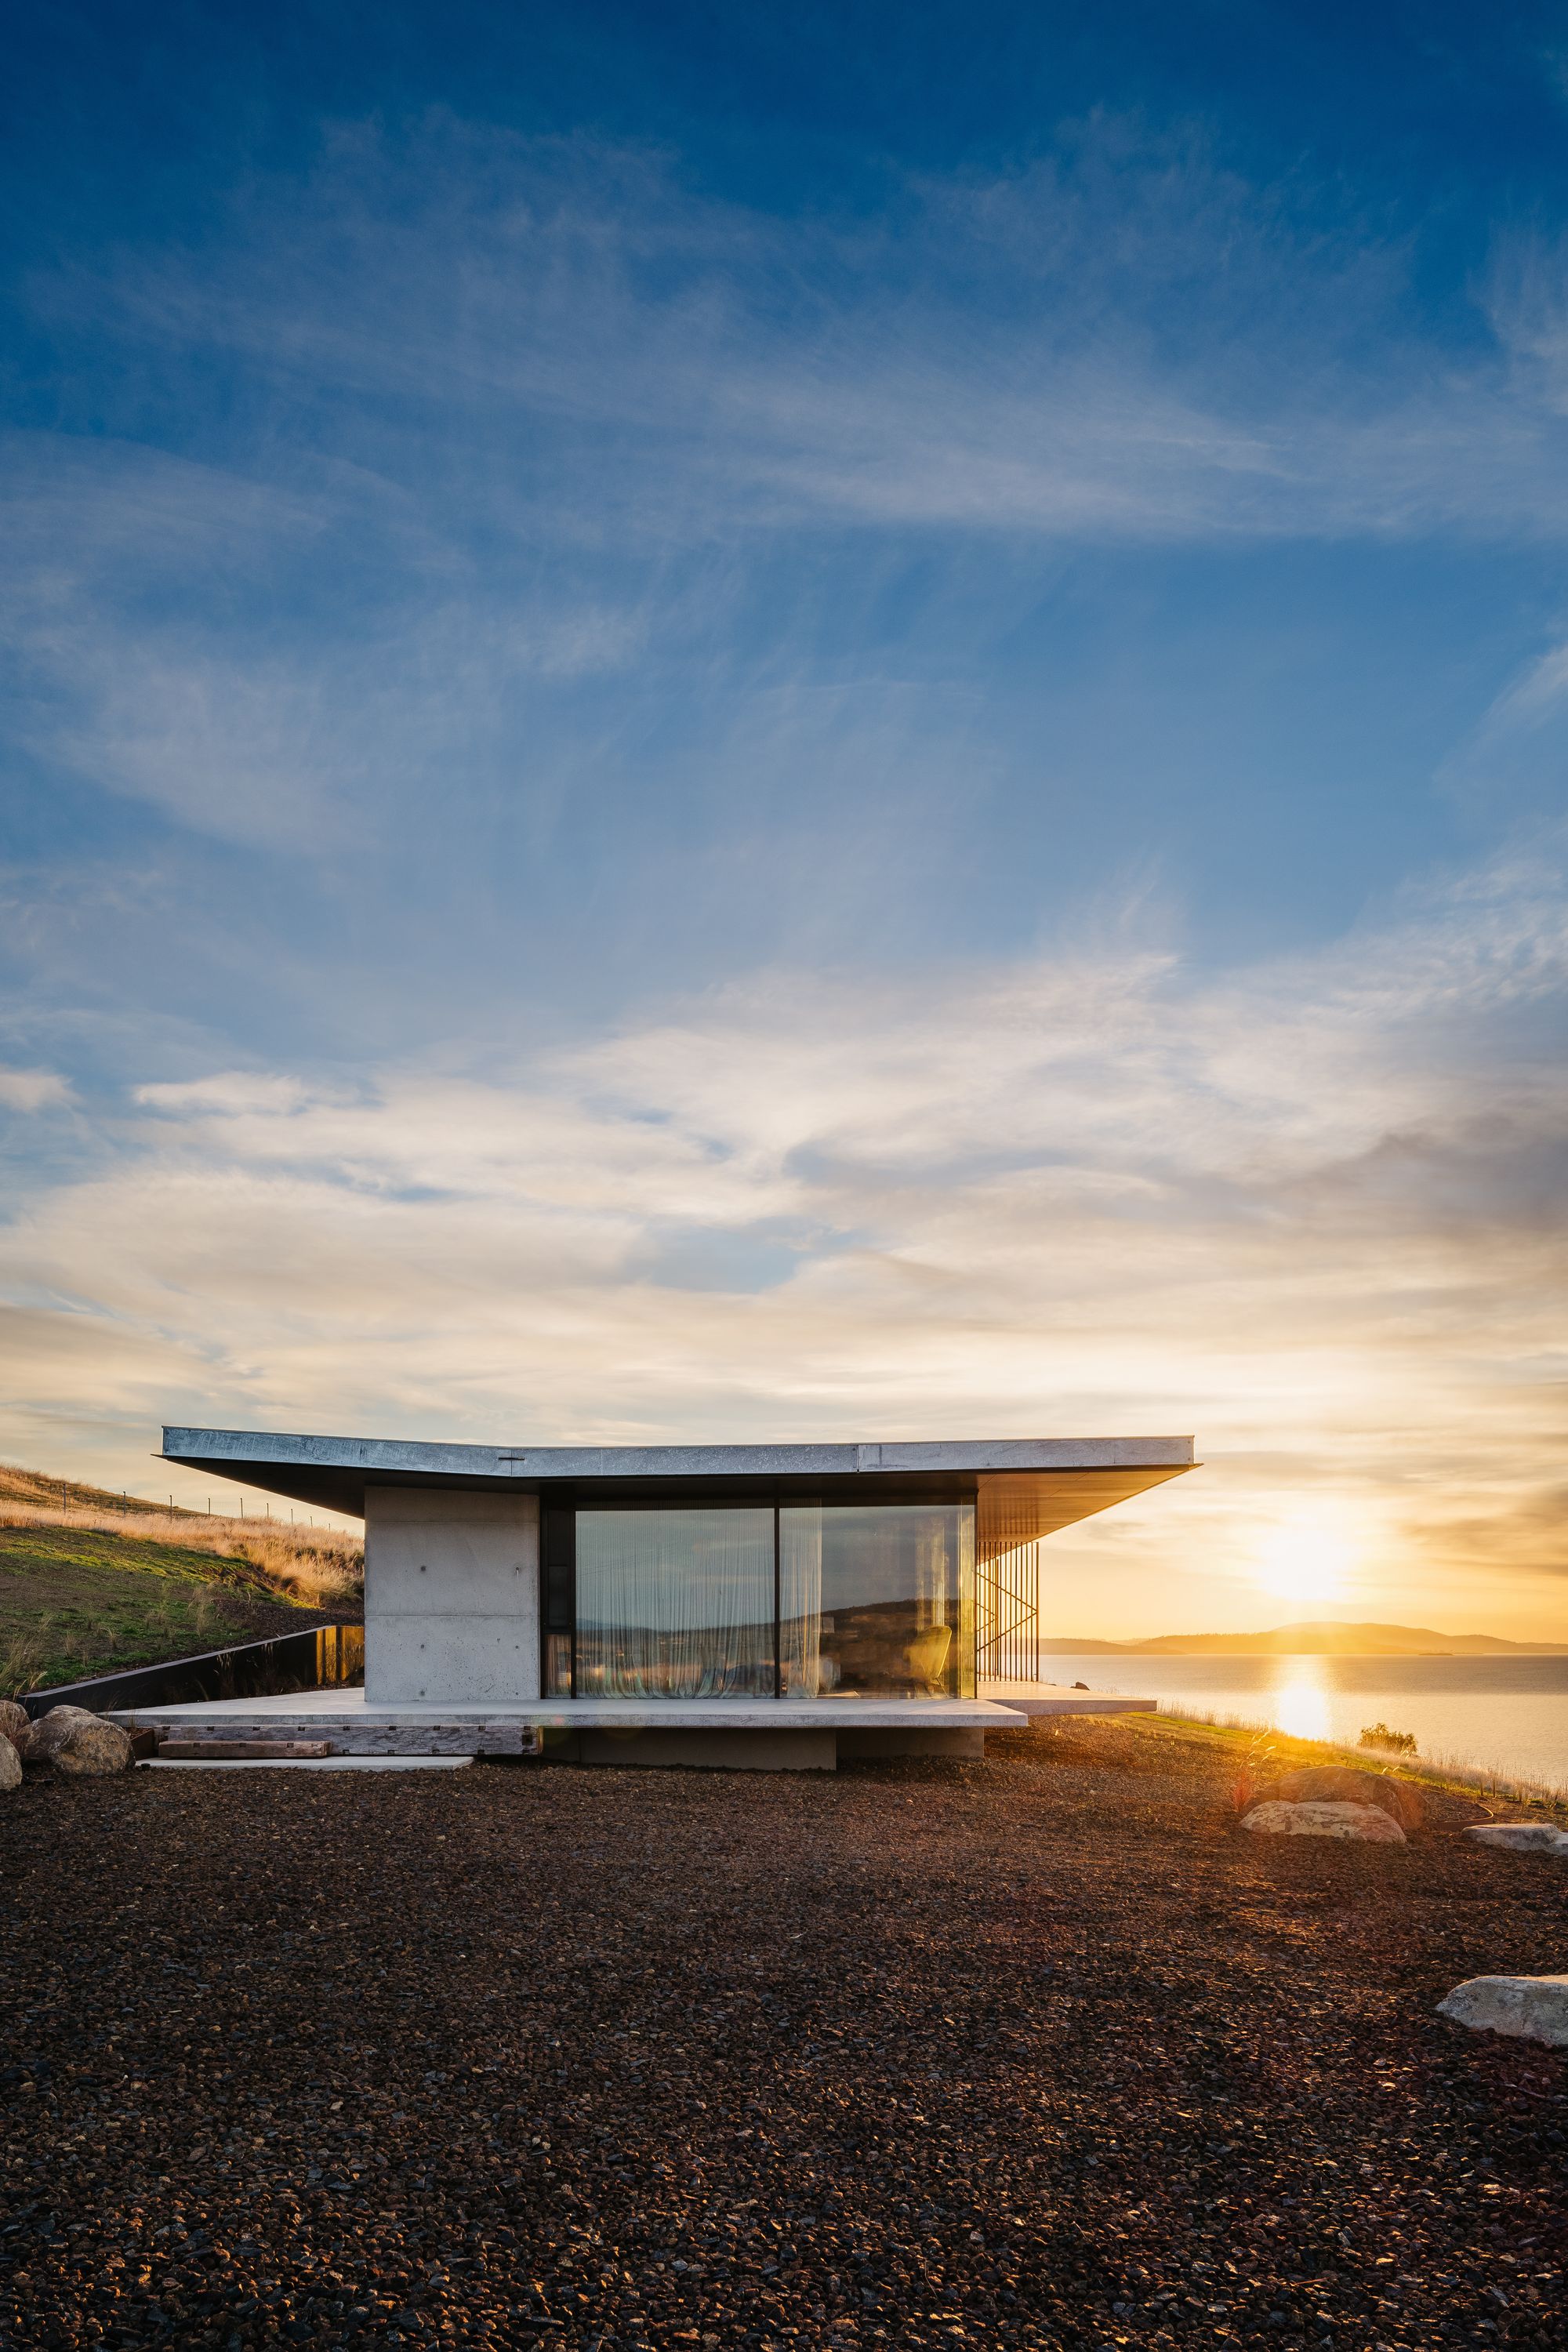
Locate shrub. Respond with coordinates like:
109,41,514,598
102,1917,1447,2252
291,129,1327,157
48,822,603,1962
1359,1721,1418,1755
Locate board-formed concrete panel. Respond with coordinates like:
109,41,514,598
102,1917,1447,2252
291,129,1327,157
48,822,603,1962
364,1486,539,1704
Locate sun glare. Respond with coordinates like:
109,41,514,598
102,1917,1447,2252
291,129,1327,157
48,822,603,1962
1252,1509,1361,1611
1272,1661,1333,1742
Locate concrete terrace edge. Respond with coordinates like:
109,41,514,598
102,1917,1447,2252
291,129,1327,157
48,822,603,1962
108,1693,1028,1731
105,1692,1029,1763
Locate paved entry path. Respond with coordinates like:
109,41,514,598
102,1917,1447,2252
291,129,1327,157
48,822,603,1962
1,1719,1563,2350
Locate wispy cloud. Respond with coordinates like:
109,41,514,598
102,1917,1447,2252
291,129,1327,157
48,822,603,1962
2,846,1563,1632
7,112,1568,880
38,120,1568,548
0,1067,73,1112
5,91,1568,1635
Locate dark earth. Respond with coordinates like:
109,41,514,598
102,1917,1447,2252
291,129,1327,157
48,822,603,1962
2,1717,1564,2350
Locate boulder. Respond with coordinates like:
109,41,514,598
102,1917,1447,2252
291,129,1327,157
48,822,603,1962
31,1707,132,1777
0,1736,20,1792
1438,1974,1568,2048
0,1700,31,1756
53,1717,134,1776
1274,1765,1424,1833
1240,1798,1406,1843
27,1705,100,1762
1465,1822,1568,1857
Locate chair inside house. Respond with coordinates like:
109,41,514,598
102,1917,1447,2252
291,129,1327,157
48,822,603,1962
902,1623,953,1694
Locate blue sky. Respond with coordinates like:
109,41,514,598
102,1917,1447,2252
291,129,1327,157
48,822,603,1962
2,2,1566,1633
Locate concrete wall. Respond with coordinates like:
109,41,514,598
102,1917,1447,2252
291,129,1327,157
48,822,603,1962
547,1728,837,1771
364,1486,540,1705
836,1728,985,1761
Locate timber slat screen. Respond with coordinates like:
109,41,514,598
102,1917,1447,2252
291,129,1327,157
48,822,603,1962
975,1486,1041,1682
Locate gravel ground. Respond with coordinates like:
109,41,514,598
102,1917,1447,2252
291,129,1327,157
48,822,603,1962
1,1717,1564,2352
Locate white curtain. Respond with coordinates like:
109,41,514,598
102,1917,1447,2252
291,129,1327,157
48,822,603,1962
779,1505,823,1695
575,1508,774,1697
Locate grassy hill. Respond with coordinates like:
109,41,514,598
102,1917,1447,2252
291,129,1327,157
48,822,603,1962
1,1464,210,1518
0,1463,362,1698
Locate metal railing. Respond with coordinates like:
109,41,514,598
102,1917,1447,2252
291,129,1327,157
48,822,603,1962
22,1624,365,1719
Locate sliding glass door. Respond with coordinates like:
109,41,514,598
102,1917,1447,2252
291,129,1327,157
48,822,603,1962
782,1502,974,1697
546,1498,975,1699
575,1507,775,1697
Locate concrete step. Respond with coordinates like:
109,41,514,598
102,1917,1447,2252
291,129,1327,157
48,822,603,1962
158,1739,336,1759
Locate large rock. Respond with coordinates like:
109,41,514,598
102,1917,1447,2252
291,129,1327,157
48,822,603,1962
0,1700,31,1756
1274,1765,1424,1833
0,1736,20,1792
1465,1822,1568,1857
31,1706,132,1776
1438,1974,1568,2047
27,1705,100,1761
1240,1798,1406,1843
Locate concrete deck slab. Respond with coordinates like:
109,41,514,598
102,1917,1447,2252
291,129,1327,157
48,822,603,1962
111,1690,1023,1727
142,1755,475,1772
107,1689,1028,1761
978,1679,1157,1717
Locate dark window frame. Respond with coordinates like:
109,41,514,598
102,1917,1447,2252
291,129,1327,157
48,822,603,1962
542,1490,576,1697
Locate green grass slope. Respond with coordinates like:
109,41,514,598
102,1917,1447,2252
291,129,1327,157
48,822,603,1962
0,1523,323,1698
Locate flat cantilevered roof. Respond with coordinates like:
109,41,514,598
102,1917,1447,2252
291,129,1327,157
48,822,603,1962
161,1425,1196,1535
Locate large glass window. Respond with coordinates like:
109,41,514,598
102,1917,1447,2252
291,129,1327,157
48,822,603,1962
780,1502,975,1698
573,1507,775,1698
549,1498,975,1699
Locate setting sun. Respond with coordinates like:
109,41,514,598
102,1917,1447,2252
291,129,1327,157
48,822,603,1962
1252,1510,1362,1610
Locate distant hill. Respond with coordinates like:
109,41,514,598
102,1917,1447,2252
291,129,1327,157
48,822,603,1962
1041,1620,1568,1656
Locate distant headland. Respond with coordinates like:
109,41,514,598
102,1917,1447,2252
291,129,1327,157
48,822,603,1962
1041,1620,1568,1656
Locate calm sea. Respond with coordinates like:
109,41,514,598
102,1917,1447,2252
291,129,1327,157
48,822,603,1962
1043,1652,1568,1792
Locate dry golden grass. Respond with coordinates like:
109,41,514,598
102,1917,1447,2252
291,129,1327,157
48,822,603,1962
0,1462,362,1611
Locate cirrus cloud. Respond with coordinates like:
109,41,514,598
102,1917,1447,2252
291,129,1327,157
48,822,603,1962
1,845,1563,1635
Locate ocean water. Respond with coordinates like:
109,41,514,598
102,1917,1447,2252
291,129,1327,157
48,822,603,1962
1043,1652,1568,1792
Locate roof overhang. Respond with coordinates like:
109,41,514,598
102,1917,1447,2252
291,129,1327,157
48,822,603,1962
161,1425,1195,1539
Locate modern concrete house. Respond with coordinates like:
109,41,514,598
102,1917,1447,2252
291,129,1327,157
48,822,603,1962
123,1426,1195,1767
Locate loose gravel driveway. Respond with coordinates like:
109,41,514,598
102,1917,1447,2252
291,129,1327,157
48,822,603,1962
1,1720,1563,2350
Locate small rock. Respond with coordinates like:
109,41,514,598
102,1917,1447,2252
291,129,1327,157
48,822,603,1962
1465,1822,1568,1857
0,1735,20,1792
1438,1974,1568,2047
0,1699,31,1755
31,1708,133,1776
1273,1766,1424,1833
1240,1799,1406,1843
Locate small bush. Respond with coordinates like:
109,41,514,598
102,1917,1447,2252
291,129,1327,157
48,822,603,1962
1359,1721,1418,1755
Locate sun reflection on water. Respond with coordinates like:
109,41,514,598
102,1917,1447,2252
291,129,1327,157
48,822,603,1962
1270,1657,1332,1743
